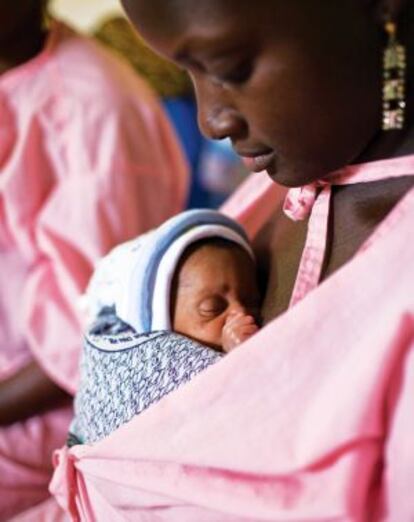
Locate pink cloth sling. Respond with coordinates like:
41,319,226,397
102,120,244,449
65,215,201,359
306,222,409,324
0,21,188,520
43,155,414,521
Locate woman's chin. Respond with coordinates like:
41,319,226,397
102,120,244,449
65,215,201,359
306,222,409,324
266,160,331,188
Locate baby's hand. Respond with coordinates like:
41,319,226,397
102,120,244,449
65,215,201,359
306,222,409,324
222,312,259,353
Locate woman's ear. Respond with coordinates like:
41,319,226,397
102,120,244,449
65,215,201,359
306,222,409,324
376,0,408,22
369,0,410,22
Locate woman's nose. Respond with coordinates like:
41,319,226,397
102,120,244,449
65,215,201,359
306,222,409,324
200,106,247,141
195,82,247,141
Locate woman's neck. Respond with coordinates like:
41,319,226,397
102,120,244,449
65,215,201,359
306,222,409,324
356,120,414,165
321,174,414,280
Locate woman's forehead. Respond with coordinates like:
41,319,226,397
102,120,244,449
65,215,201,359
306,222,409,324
121,1,362,32
123,0,264,38
122,0,268,60
123,0,248,23
121,1,365,57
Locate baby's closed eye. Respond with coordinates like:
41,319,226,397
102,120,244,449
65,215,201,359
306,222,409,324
198,296,227,317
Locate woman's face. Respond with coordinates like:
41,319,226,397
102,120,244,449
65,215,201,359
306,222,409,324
123,0,384,187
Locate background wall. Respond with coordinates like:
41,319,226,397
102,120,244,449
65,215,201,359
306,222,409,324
50,0,124,32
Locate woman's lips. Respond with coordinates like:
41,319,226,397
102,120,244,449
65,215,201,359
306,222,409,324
241,151,277,174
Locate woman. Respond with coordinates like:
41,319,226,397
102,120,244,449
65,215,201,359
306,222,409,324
0,1,188,519
47,1,414,520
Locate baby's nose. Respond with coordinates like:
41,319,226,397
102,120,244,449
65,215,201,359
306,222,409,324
228,302,247,316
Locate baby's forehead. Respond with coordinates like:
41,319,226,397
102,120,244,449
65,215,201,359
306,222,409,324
182,238,250,264
175,239,254,287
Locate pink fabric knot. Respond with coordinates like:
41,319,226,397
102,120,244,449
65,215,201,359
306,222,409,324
50,447,80,522
283,179,332,222
283,184,319,221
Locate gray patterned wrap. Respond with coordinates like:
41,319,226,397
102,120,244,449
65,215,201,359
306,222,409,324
71,310,222,444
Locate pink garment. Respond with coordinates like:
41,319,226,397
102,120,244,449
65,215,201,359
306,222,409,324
284,156,414,306
220,170,287,239
48,156,414,521
8,497,69,522
0,21,188,520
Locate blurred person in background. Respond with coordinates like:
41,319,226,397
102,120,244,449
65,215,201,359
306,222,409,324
0,0,188,518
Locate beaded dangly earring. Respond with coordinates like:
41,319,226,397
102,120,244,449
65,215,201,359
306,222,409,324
382,20,406,130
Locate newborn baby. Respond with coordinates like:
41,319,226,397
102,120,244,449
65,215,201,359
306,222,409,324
70,210,261,444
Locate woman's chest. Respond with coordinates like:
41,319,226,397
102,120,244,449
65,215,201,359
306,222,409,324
254,183,402,324
253,208,307,323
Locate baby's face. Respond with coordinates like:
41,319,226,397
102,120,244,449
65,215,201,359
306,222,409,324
171,243,260,351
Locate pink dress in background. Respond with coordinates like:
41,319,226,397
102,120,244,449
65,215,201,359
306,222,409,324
43,156,414,521
0,21,188,520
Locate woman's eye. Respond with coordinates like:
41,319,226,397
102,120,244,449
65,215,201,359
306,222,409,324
212,59,253,86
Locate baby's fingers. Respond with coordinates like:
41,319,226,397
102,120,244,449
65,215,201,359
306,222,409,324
238,323,259,336
222,320,259,353
225,313,257,329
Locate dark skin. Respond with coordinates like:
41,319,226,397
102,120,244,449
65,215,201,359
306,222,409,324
0,1,71,426
122,0,414,322
0,362,70,425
